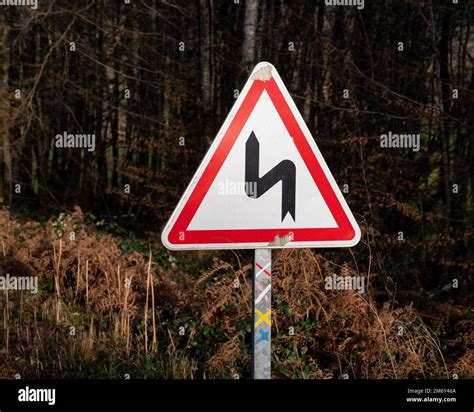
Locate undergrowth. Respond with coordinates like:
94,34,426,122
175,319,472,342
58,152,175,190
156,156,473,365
0,207,472,379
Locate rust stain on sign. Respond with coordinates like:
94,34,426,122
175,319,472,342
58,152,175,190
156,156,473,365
251,65,272,82
268,233,291,246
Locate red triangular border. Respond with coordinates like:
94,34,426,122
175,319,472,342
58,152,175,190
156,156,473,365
166,76,356,246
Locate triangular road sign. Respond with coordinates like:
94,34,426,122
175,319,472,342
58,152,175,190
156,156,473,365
162,62,360,250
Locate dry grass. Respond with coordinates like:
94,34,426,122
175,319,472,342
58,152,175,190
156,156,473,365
0,208,471,379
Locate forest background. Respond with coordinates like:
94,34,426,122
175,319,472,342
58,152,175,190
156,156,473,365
0,0,472,379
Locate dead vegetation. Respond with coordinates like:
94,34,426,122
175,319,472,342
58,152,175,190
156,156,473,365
0,208,472,379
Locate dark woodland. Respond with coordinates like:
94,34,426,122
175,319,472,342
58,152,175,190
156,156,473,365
0,0,472,379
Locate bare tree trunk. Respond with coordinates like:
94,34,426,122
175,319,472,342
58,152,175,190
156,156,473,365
242,0,260,70
199,0,212,110
430,0,452,221
0,14,11,206
198,0,214,154
429,0,453,285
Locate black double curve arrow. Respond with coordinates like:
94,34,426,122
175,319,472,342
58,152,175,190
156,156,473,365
245,131,296,222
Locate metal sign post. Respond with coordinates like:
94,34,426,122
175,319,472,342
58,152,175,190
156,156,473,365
252,249,271,379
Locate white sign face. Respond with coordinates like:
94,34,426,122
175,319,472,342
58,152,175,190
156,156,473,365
162,62,361,250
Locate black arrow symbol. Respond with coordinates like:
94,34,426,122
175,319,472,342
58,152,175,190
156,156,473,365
245,131,296,222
